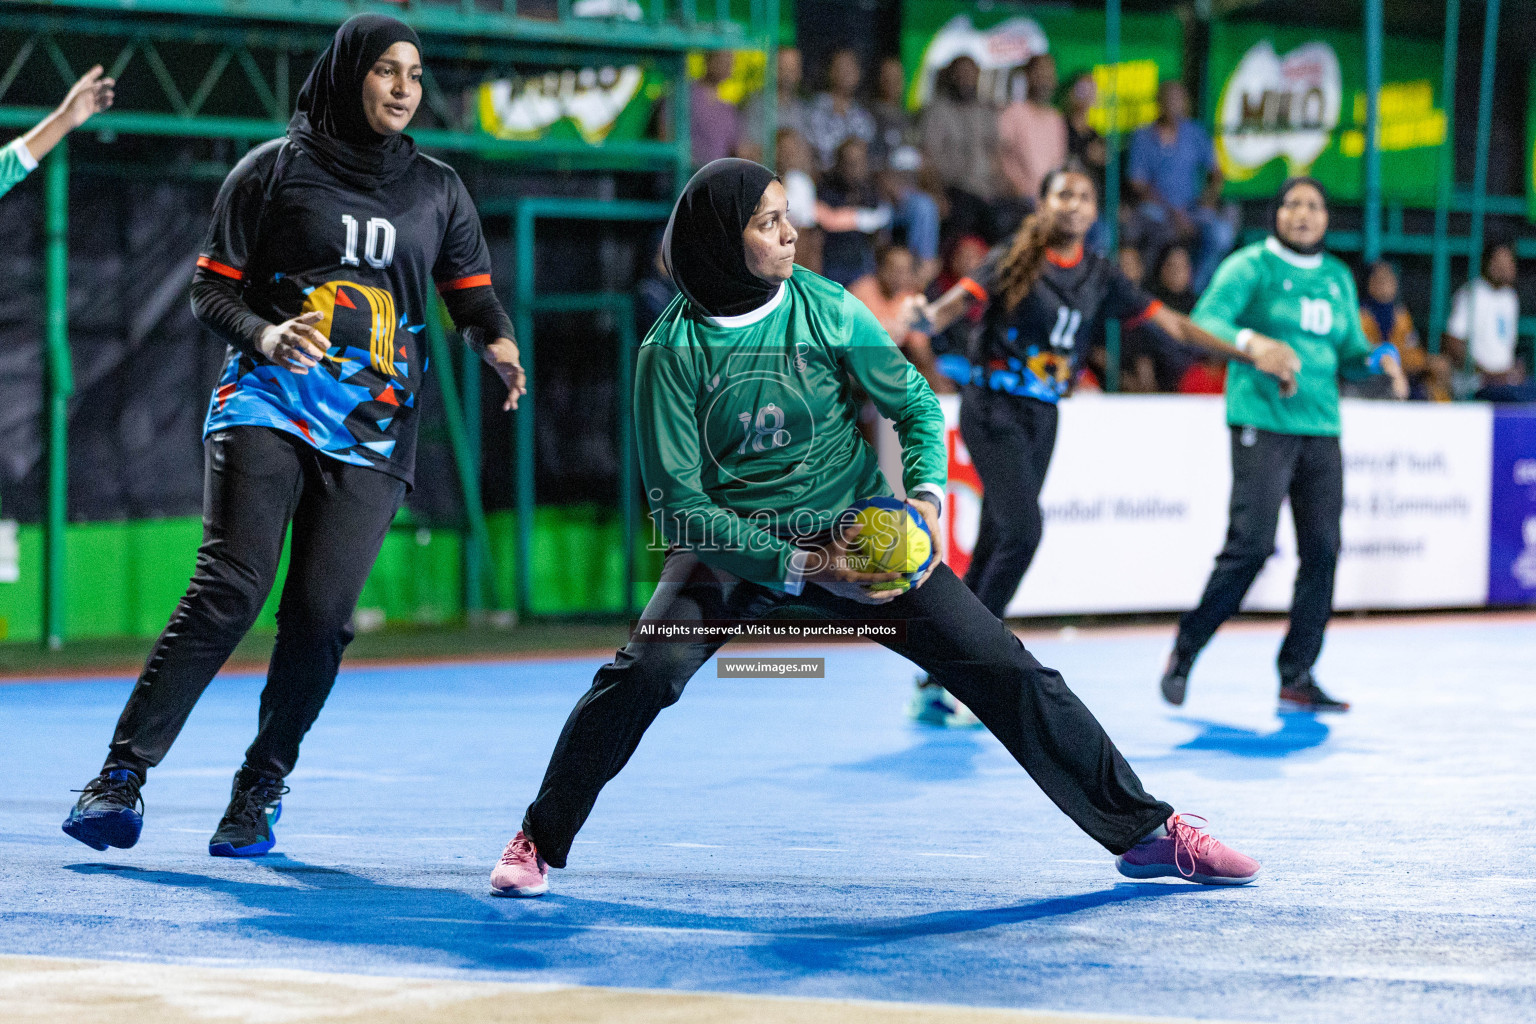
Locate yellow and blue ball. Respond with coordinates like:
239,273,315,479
837,496,936,594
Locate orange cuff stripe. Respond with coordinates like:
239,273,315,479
959,277,988,303
196,255,243,281
1124,299,1162,330
438,274,493,292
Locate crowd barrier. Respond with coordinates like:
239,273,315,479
878,396,1536,616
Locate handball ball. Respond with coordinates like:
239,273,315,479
839,496,935,593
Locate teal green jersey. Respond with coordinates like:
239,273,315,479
1193,238,1374,437
636,267,947,590
0,138,38,200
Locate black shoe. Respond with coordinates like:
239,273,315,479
1279,674,1351,713
1160,650,1194,706
208,766,288,858
62,768,145,851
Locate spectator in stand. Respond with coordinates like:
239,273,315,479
1127,81,1235,292
920,55,999,244
774,127,823,273
690,50,740,167
927,235,990,390
1443,242,1536,402
1354,261,1443,401
1063,71,1109,252
869,57,941,287
636,233,678,337
741,47,808,160
807,48,876,171
1133,245,1198,392
997,54,1066,216
1117,246,1146,289
818,136,891,286
870,56,917,169
849,244,946,392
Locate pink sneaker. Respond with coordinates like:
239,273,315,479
490,831,549,897
1115,814,1260,885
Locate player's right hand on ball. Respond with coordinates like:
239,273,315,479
258,311,329,374
805,523,906,605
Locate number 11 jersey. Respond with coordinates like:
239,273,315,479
196,137,495,486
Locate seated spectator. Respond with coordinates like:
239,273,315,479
997,54,1065,222
869,57,940,286
920,55,999,244
1355,260,1446,401
807,48,875,171
1063,71,1109,251
850,244,950,394
1127,81,1236,292
926,234,989,383
1443,242,1536,402
740,47,808,162
775,127,823,274
818,136,891,286
690,50,739,167
1117,245,1146,291
1127,245,1197,391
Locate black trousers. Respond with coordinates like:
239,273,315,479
1176,427,1344,682
959,386,1059,618
104,426,404,779
522,550,1173,867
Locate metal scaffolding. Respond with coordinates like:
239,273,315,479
0,0,779,643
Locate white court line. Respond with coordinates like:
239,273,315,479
914,852,986,860
662,842,724,848
785,847,847,853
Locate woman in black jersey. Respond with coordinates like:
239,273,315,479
904,165,1299,719
63,15,524,859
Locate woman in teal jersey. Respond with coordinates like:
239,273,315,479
0,66,113,198
487,159,1263,897
1161,177,1408,713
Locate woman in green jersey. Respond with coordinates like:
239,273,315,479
487,159,1262,897
0,66,113,198
1161,177,1408,713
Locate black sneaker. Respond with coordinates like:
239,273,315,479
62,768,145,851
208,766,288,858
1279,674,1351,713
1160,650,1194,706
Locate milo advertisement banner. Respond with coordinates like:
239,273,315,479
478,64,662,145
1207,22,1447,205
901,1,1183,133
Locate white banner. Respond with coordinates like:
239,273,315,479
879,394,1493,615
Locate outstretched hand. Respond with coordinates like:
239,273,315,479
484,337,527,411
60,66,115,129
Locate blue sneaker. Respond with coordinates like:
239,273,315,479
208,766,288,858
62,768,145,851
907,679,982,728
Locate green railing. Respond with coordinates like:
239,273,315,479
2,0,779,641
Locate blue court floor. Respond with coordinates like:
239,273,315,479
2,616,1533,1023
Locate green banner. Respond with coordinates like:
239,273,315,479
1206,22,1447,205
900,1,1183,133
1528,63,1536,221
478,63,662,144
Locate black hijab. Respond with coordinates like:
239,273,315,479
288,14,422,190
1270,176,1329,257
663,158,781,319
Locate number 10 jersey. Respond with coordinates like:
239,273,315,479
196,137,496,486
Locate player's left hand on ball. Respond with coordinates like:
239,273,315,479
61,66,115,128
903,497,941,592
484,336,527,411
